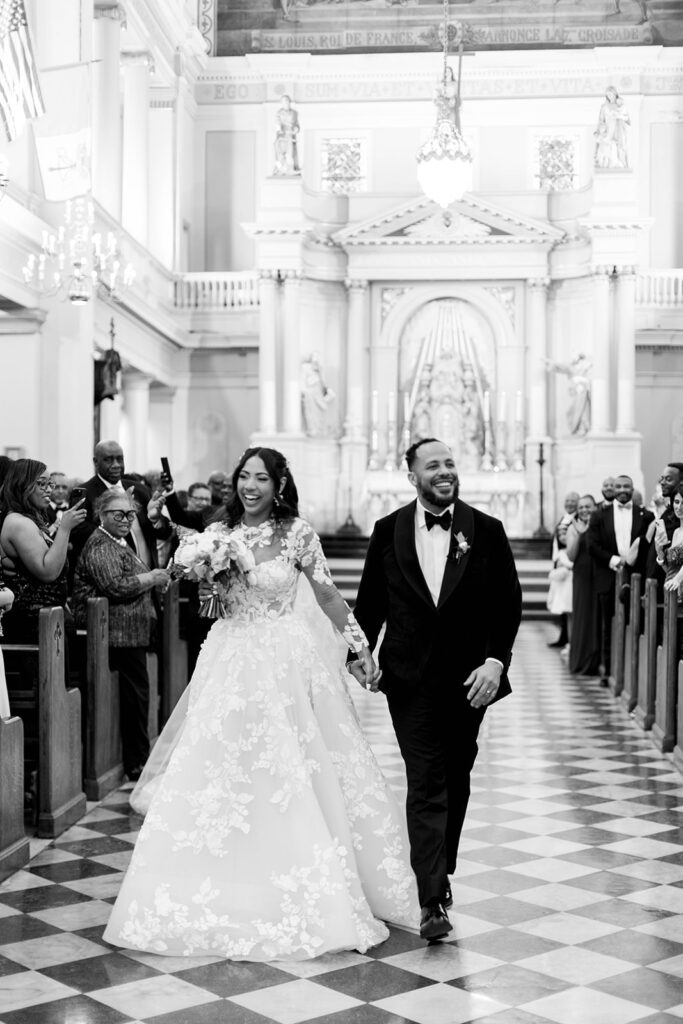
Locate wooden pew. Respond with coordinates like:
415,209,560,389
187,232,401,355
634,579,658,732
608,567,627,696
159,580,188,727
83,598,123,801
652,588,679,754
673,662,683,775
621,573,642,714
0,713,30,880
147,651,159,745
3,607,86,837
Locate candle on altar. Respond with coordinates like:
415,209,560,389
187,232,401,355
387,391,396,424
483,389,490,424
498,391,506,422
403,390,411,425
371,390,379,425
515,390,523,423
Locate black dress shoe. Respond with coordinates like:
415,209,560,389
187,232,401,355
443,885,453,910
126,767,143,782
599,677,610,689
420,903,452,941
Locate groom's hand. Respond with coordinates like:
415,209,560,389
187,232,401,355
349,651,382,693
465,660,503,708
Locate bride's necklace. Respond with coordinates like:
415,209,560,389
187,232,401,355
238,516,275,549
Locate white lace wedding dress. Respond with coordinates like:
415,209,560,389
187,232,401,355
103,518,418,961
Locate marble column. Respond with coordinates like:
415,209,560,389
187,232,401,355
121,50,152,246
615,266,637,435
98,393,123,444
122,370,153,473
525,278,550,439
148,99,175,268
282,272,302,435
258,272,279,434
343,278,369,441
591,266,612,434
92,3,124,218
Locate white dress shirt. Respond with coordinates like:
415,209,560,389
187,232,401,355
98,475,151,568
414,501,453,605
611,500,633,568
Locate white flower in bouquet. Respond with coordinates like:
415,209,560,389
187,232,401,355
172,528,257,616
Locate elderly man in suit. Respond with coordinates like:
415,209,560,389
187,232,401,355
70,441,169,573
588,473,653,686
351,438,522,941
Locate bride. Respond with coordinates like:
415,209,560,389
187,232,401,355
103,447,418,961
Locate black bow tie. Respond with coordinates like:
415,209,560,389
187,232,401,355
425,509,452,531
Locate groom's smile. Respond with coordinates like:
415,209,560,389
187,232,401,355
407,440,460,512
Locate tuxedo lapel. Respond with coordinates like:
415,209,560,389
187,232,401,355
437,500,474,609
394,501,434,609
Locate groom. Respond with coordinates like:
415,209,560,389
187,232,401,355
350,438,522,940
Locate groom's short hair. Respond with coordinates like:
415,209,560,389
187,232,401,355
405,438,443,470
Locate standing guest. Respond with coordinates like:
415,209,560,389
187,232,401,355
73,490,171,781
0,460,86,644
0,582,14,718
207,469,230,507
646,462,683,591
70,440,169,572
600,476,616,507
588,474,653,686
157,471,223,533
187,482,212,512
352,438,522,940
45,471,70,536
566,494,600,676
548,492,579,648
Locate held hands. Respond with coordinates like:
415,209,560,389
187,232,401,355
348,649,382,693
59,499,87,533
465,660,503,709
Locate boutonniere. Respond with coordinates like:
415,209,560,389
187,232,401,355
449,531,470,563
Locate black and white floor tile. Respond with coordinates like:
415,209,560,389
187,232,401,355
1,622,683,1023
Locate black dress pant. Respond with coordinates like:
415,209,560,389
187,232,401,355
386,681,485,908
597,586,615,675
108,646,150,775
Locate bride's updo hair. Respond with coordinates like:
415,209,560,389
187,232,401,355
222,447,299,527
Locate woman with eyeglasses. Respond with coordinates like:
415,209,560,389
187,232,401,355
72,489,171,780
0,458,86,644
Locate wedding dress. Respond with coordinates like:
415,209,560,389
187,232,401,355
103,517,418,961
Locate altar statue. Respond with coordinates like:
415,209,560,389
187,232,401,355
273,95,301,177
594,86,630,170
301,353,335,437
546,353,592,436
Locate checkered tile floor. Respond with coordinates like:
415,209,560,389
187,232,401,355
2,621,683,1024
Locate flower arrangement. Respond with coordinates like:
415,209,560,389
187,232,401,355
171,529,256,618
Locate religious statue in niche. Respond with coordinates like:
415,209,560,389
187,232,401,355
301,353,335,438
594,86,630,170
273,95,301,176
545,353,592,436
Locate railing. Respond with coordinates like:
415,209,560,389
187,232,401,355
636,270,683,308
174,272,260,311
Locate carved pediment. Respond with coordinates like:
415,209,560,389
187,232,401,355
334,194,565,248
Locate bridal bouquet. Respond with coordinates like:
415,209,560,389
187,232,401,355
171,529,256,618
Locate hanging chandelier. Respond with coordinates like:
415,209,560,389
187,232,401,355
22,196,135,305
416,0,472,209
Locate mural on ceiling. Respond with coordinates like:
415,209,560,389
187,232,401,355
215,1,681,57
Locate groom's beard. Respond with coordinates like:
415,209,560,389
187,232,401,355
421,477,459,509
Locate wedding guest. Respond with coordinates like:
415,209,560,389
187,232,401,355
73,489,171,781
0,459,86,645
0,582,14,718
646,462,683,593
548,491,579,649
566,495,600,676
45,471,70,536
600,476,616,507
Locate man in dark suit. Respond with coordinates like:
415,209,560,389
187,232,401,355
70,440,169,572
588,473,653,685
645,462,683,591
351,438,522,941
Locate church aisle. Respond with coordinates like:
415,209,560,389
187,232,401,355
1,622,682,1024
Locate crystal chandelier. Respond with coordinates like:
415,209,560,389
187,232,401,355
23,196,135,305
416,0,472,208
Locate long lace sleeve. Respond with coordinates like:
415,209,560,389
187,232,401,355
292,520,367,653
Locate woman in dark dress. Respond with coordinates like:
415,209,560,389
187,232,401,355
566,494,600,676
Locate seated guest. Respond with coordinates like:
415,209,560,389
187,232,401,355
0,581,14,718
566,494,600,676
548,491,579,649
73,490,171,781
70,440,170,572
588,474,653,685
0,459,86,644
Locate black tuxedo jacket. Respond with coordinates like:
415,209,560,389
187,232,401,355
353,499,522,702
587,502,654,594
70,475,168,570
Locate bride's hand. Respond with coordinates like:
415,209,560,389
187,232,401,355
357,649,381,692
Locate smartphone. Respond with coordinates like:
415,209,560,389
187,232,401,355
69,486,86,507
160,457,172,480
